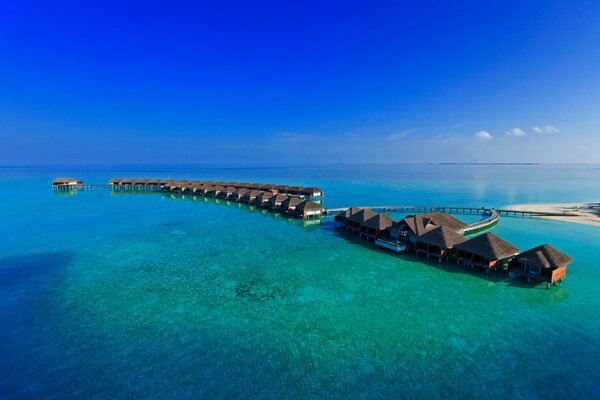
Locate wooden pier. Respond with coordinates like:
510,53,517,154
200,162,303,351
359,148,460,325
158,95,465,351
323,205,578,218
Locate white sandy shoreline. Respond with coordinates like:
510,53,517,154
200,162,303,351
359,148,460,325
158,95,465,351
507,203,600,227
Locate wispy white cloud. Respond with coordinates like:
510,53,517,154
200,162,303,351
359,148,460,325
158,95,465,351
274,132,313,143
474,130,493,140
532,125,559,134
385,129,416,141
505,127,526,137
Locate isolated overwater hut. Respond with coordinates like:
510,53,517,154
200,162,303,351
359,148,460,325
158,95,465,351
415,226,467,262
52,178,83,188
346,208,377,235
455,232,520,271
279,196,302,213
508,244,573,288
360,213,397,241
294,200,323,219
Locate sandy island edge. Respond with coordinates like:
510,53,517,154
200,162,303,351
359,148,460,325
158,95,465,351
506,203,600,227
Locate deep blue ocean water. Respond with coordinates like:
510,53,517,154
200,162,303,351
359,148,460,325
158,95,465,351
1,164,600,399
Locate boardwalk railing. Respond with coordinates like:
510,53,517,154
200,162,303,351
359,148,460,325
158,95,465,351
323,205,578,218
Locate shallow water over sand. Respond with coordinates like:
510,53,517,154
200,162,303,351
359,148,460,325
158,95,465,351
1,164,599,399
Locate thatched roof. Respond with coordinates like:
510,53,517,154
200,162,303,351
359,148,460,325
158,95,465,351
260,184,276,191
455,233,520,260
281,197,302,208
108,178,123,184
361,213,397,231
296,200,323,212
514,244,573,269
347,208,377,224
338,207,363,221
257,191,275,201
416,226,466,249
245,190,262,198
400,212,467,235
52,178,82,185
269,194,288,204
300,187,323,195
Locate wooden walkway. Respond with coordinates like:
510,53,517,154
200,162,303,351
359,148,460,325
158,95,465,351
323,205,578,218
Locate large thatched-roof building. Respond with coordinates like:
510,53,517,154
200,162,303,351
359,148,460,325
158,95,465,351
508,244,573,287
455,233,520,271
415,226,467,262
360,213,397,241
346,208,377,235
389,212,468,243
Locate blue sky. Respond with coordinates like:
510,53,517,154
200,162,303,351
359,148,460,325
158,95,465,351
1,1,599,164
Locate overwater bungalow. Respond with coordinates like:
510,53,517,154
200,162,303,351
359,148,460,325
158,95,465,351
508,244,573,288
454,232,520,271
233,188,249,201
255,191,275,206
345,208,377,235
260,184,276,192
279,196,302,213
275,185,290,194
334,207,363,224
121,178,135,186
133,179,149,186
212,186,226,197
415,226,467,262
108,178,123,185
300,187,324,198
242,189,262,203
294,200,324,219
218,186,236,199
360,213,397,241
52,178,83,187
147,179,162,186
286,186,303,196
389,212,468,244
268,194,288,209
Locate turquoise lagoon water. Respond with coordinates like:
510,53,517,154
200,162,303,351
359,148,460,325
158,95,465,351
1,164,600,399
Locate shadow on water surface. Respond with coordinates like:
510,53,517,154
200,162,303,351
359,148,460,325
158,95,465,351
0,252,73,289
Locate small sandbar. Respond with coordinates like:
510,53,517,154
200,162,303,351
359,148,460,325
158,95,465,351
507,203,600,227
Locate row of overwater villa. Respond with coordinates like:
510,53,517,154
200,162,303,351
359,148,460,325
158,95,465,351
52,177,573,289
52,177,325,219
335,207,573,289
